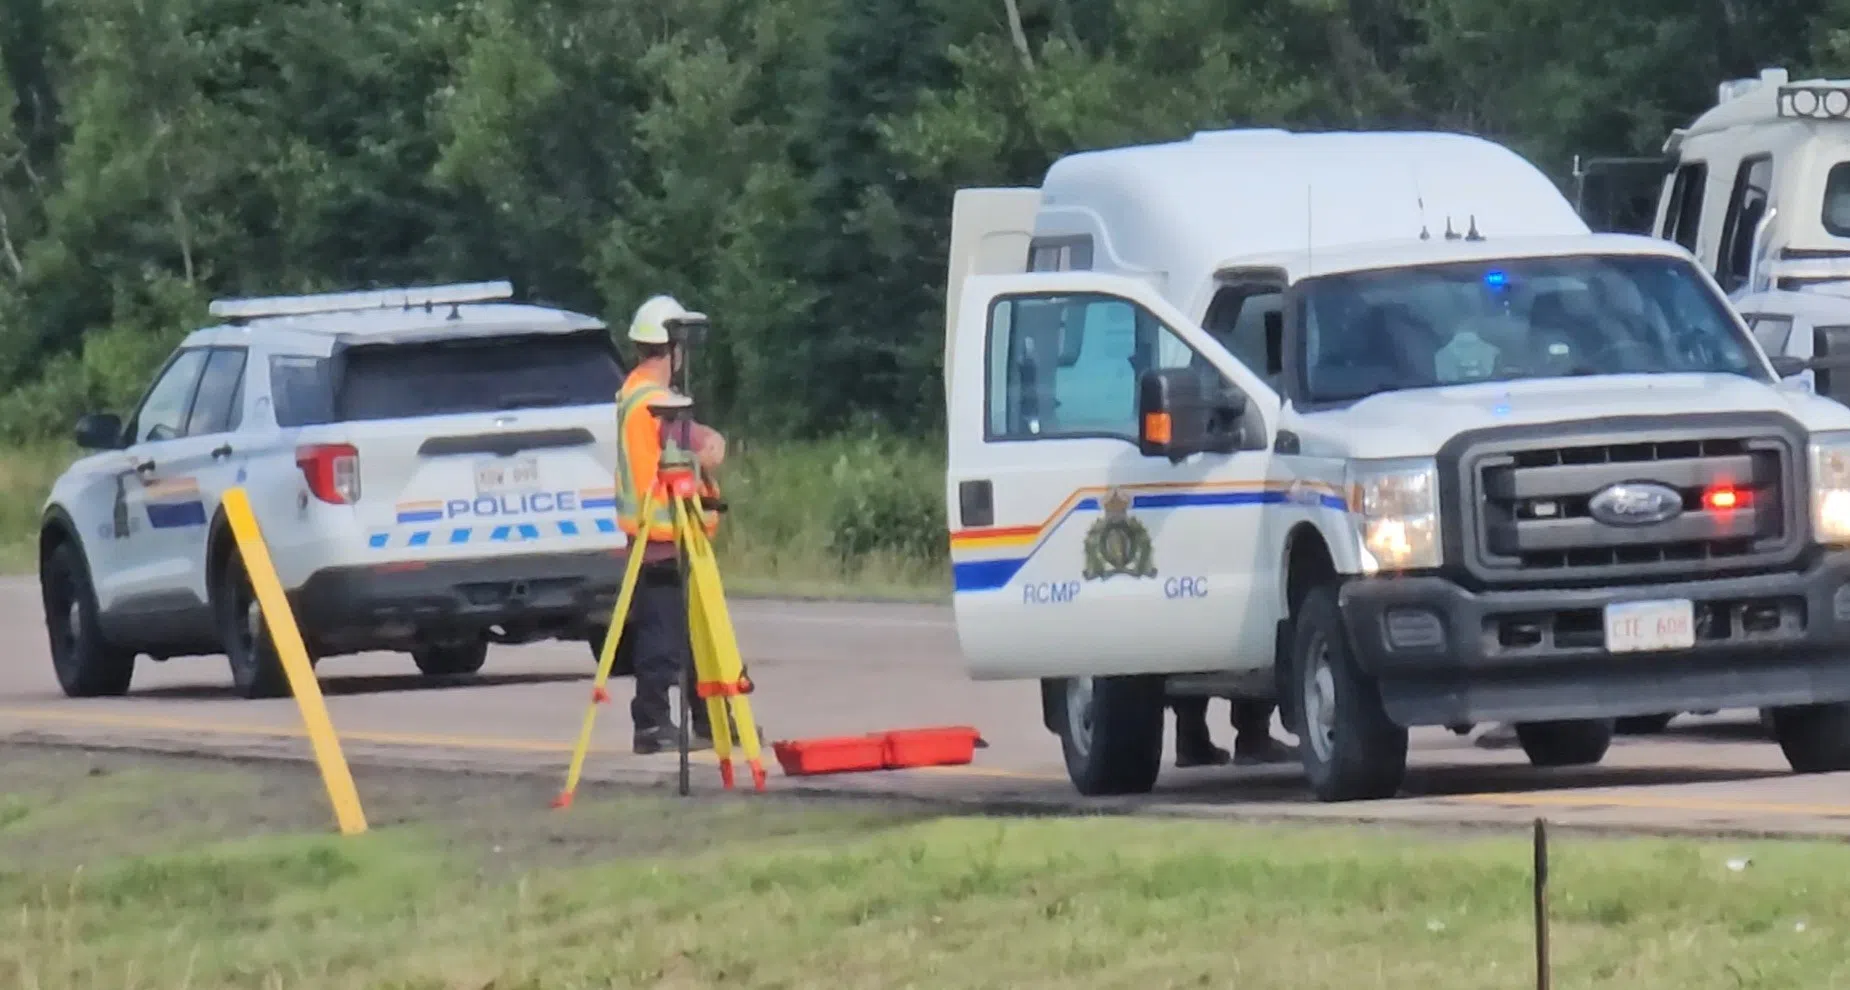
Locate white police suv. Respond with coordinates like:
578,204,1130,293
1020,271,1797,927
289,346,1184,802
37,281,636,699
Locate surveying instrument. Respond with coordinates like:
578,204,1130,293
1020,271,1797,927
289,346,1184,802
554,310,767,806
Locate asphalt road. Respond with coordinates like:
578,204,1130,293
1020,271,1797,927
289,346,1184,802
4,573,1850,836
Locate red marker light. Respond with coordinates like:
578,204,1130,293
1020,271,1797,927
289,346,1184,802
1703,486,1744,511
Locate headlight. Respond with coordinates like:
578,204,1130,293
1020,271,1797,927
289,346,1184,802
1347,458,1441,572
1811,433,1850,544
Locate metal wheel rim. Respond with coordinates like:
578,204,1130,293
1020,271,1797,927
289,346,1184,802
1065,677,1096,759
1303,633,1338,763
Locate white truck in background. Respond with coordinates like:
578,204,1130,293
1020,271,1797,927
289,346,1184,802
943,128,1850,802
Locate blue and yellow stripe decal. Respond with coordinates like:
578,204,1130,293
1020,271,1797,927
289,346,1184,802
579,487,617,510
143,477,206,529
948,480,1346,593
394,500,445,524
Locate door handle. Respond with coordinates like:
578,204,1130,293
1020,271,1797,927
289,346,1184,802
134,458,156,475
211,443,233,460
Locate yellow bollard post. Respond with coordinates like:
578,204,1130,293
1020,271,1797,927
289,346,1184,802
221,487,368,836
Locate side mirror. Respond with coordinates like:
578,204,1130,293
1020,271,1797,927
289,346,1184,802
1769,355,1808,379
73,413,124,451
1137,368,1245,462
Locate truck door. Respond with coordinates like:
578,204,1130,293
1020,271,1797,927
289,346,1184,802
946,270,1282,682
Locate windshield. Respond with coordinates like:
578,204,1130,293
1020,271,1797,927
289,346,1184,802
1296,253,1767,404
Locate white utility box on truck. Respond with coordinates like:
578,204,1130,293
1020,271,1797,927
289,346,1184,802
943,128,1850,802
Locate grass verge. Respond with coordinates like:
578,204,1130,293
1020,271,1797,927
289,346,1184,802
0,435,950,599
3,746,1848,989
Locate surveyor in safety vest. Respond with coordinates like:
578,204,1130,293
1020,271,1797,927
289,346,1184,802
618,294,727,755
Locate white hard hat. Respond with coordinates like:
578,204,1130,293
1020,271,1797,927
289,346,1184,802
628,294,688,345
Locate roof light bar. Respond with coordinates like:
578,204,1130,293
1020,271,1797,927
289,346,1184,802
208,280,515,320
1777,84,1850,121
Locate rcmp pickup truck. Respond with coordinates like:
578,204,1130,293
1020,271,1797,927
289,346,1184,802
942,128,1850,802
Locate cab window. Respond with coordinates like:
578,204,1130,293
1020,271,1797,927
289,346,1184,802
1203,281,1283,381
185,347,248,437
128,349,210,445
985,292,1197,441
1717,154,1773,292
1824,163,1850,238
1743,313,1795,354
1663,161,1707,251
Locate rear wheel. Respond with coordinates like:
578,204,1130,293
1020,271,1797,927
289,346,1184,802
217,553,295,700
1291,585,1408,801
1055,674,1164,796
413,641,488,677
1515,719,1614,767
1769,703,1850,773
40,540,136,697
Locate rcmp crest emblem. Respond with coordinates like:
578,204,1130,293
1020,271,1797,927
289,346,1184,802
1083,488,1157,580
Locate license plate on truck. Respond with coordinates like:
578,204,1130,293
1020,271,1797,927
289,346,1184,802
1604,599,1695,653
474,455,540,497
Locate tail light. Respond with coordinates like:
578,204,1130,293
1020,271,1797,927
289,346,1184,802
296,443,360,504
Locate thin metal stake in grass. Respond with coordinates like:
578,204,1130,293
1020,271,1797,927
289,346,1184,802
1534,817,1551,990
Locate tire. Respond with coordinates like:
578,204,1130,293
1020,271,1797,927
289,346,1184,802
1515,719,1614,767
413,641,488,677
1769,703,1850,773
1291,585,1408,801
1055,674,1164,796
40,540,136,697
216,552,294,700
1614,713,1675,735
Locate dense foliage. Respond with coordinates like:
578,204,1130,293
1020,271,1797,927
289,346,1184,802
4,0,1850,442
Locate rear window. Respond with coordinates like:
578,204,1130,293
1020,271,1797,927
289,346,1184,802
334,333,625,422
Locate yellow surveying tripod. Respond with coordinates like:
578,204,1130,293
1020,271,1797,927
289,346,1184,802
554,388,765,807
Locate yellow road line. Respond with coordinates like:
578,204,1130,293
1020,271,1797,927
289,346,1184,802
0,706,1045,780
1450,790,1850,818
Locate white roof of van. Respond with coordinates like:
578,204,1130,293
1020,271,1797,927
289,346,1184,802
1283,232,1692,280
1035,129,1588,306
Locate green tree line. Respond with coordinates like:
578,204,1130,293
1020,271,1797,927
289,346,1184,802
4,0,1850,443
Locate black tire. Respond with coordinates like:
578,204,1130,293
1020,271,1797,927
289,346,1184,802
1769,703,1850,773
413,641,488,677
1291,585,1408,801
40,540,136,697
1614,713,1675,735
1055,674,1164,796
1515,719,1614,767
216,552,294,699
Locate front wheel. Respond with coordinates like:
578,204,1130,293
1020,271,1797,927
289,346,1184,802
413,641,488,677
1516,719,1614,767
1769,703,1850,773
1054,675,1164,796
41,541,136,697
1291,585,1408,802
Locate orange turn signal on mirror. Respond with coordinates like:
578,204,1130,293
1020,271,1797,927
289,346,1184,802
1143,412,1173,445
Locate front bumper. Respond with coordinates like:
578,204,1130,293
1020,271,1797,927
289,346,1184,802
291,549,628,655
1340,552,1850,726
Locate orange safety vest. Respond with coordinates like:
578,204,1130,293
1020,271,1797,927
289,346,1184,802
614,366,720,544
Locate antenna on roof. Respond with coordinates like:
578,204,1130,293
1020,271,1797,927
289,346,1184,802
1410,162,1431,240
1444,217,1459,241
1466,214,1484,241
1305,183,1315,272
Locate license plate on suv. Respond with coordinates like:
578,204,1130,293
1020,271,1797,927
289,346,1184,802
1604,599,1695,653
474,455,541,497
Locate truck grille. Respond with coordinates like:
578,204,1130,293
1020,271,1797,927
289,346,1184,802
1449,417,1806,587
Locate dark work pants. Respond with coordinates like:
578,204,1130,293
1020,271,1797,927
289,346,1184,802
629,563,712,738
1172,697,1275,738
